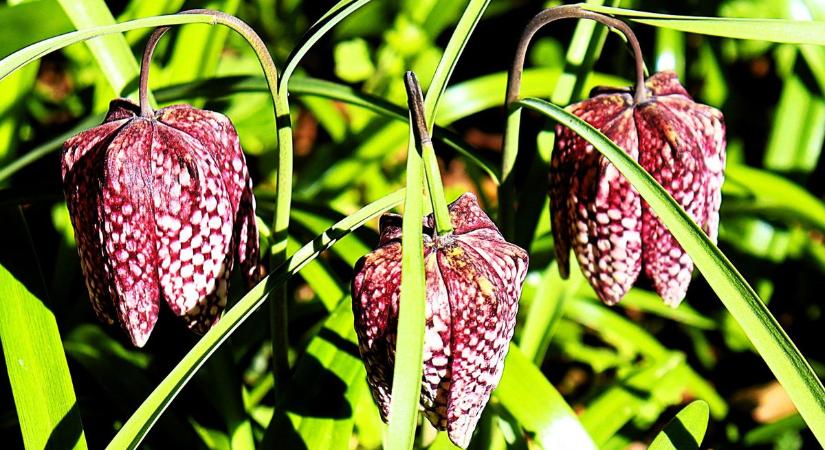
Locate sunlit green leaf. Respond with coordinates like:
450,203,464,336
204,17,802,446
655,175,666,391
0,208,86,449
649,400,710,450
583,4,825,45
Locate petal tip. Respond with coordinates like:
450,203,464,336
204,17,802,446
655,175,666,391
125,323,153,348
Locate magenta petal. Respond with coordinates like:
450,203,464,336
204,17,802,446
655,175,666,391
157,106,261,287
150,124,235,332
645,71,691,97
437,246,498,448
443,239,527,447
636,100,709,305
100,120,160,347
551,94,636,281
236,180,261,286
445,192,497,235
63,122,126,326
552,97,643,304
421,253,452,429
351,242,403,419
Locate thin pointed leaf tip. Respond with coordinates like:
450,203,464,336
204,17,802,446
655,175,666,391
352,193,529,448
550,71,726,306
61,98,261,347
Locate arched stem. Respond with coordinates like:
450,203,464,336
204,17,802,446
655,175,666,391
137,9,292,395
505,4,646,110
499,5,647,237
139,27,168,117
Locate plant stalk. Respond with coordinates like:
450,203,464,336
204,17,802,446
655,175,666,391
404,71,453,236
499,4,646,237
138,26,168,117
137,9,292,395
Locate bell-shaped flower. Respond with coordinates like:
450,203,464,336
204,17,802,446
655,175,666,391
61,99,260,346
550,71,726,306
351,193,529,448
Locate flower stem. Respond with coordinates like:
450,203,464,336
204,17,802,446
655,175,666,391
499,4,647,236
404,71,453,236
139,9,292,395
506,5,646,111
138,26,167,117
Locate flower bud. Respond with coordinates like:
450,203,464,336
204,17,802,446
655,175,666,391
550,71,726,306
61,99,260,346
352,193,529,448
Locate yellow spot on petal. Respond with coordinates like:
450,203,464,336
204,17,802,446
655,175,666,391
477,276,494,297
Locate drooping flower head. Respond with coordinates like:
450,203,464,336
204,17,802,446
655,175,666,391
352,193,528,448
61,98,260,346
550,71,726,306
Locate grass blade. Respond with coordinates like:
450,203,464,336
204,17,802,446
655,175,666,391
649,400,710,450
385,2,490,448
495,345,597,450
0,14,214,83
582,4,825,45
280,0,371,91
516,97,825,446
56,0,139,98
518,262,583,364
287,77,500,182
385,104,427,450
0,208,86,449
276,299,368,449
724,163,825,232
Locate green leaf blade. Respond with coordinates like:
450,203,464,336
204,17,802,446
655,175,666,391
0,209,86,450
582,4,825,45
56,0,139,97
649,400,710,450
495,345,597,450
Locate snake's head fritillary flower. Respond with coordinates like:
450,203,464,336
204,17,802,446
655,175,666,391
352,193,529,448
550,71,726,306
61,98,260,347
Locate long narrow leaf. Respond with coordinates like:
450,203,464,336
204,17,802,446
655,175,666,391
385,2,490,448
0,14,214,83
276,299,366,450
648,400,710,450
0,208,86,449
582,4,825,45
288,77,500,182
495,345,597,450
280,0,371,90
386,94,427,450
56,0,139,97
515,97,825,446
724,163,825,232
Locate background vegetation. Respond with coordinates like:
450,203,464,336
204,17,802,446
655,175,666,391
0,0,824,449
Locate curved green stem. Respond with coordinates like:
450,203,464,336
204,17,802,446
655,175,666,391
269,91,293,397
499,4,646,236
145,8,293,397
405,71,453,236
138,26,168,117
